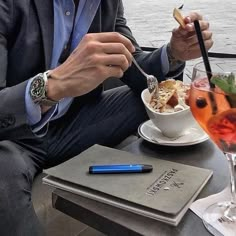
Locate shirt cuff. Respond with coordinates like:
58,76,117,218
25,78,42,125
31,106,58,133
25,78,58,132
51,97,74,121
161,44,185,78
161,44,170,75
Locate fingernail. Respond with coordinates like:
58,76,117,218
186,16,192,23
187,23,194,30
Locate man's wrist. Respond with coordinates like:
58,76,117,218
166,43,185,74
166,43,183,65
46,75,64,102
29,72,61,106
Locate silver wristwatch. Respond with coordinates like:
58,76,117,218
29,71,58,106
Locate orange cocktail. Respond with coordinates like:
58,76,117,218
189,60,236,231
189,76,236,153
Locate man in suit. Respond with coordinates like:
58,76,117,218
0,0,213,235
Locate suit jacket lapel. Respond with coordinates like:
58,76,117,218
33,0,54,69
88,5,101,33
88,1,118,33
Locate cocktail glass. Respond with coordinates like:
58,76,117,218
189,59,236,235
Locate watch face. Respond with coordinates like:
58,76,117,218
30,76,45,101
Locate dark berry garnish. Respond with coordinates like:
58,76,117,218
196,97,207,108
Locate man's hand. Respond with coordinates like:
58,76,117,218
47,32,135,101
169,12,213,61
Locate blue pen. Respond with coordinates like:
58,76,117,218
89,164,153,174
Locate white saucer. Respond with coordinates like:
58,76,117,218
138,120,209,146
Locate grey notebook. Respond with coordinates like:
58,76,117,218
43,144,213,226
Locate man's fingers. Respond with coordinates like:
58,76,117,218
84,32,135,53
173,19,211,39
198,20,210,31
188,12,203,22
102,43,133,66
90,53,130,72
189,38,214,53
105,65,124,79
172,27,189,38
184,20,209,32
102,54,130,72
185,30,213,46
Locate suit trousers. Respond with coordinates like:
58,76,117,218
0,86,148,236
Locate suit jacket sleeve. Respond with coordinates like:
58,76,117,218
115,0,185,94
0,1,35,141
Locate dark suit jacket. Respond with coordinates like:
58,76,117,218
0,0,184,141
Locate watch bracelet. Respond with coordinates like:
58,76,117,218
29,72,58,106
42,71,59,106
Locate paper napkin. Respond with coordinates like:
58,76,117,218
190,187,236,236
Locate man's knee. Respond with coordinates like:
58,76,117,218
0,141,44,235
0,141,33,200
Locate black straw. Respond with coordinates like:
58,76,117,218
194,20,214,88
